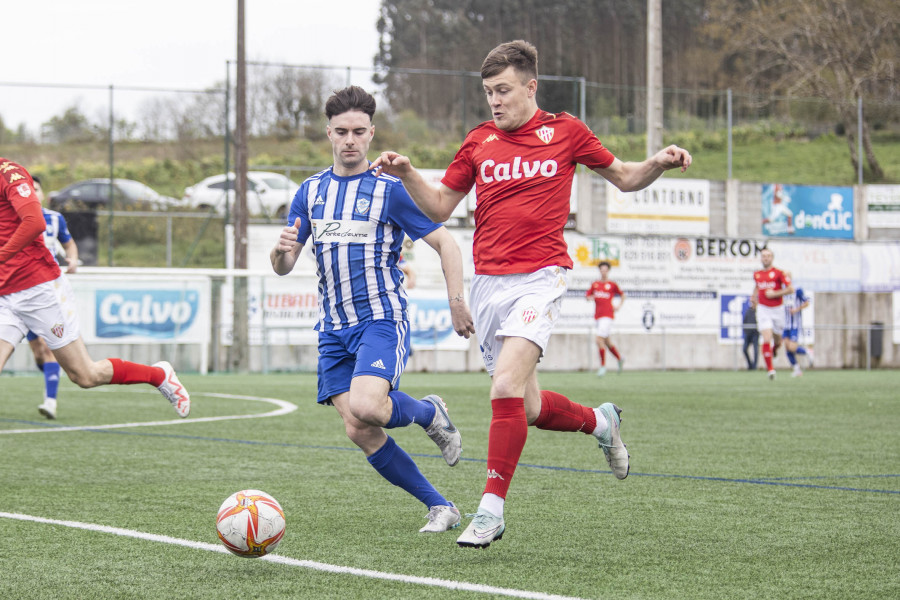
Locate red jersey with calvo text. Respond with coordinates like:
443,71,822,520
0,158,61,294
753,267,791,308
442,110,615,275
586,280,622,319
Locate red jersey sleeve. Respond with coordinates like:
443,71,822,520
571,118,615,170
441,131,480,194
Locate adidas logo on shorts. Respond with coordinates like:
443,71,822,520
370,359,386,369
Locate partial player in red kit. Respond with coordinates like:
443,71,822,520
751,247,793,380
372,40,692,548
0,158,190,417
586,261,625,376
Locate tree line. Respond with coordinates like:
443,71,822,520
2,0,896,178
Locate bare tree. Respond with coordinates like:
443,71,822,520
705,0,899,180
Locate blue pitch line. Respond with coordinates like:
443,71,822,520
4,418,899,495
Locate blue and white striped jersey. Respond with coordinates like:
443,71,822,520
783,287,809,331
41,207,73,264
289,167,440,331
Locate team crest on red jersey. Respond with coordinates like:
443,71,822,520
535,125,554,144
16,183,32,197
51,323,65,338
521,306,538,324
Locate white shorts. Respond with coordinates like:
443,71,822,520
594,317,614,338
756,304,785,334
470,266,568,376
0,276,80,350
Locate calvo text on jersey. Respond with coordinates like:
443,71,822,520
479,157,559,183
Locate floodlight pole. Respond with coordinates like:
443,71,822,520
646,0,663,157
107,84,114,266
229,0,250,372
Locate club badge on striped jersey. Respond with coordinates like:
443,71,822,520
355,197,371,215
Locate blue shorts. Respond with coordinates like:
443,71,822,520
782,328,800,341
26,330,38,342
316,319,410,405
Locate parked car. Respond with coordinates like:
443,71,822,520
49,179,177,212
181,171,300,219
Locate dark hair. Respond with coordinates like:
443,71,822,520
481,40,538,82
324,86,376,120
31,174,42,186
599,261,611,269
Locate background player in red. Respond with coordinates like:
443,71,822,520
0,158,190,417
751,247,793,380
372,40,691,548
586,260,625,376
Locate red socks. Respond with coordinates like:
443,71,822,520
109,358,165,387
599,348,606,365
483,398,528,499
762,342,773,371
533,390,596,433
608,344,621,360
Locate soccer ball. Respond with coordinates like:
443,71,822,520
215,489,286,558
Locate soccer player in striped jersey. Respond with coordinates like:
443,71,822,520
781,271,812,377
372,40,692,548
271,86,476,534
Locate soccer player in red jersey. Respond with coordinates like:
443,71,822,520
751,247,793,380
372,40,692,548
586,261,625,376
0,158,190,417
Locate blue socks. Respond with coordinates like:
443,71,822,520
366,436,447,508
385,390,436,429
43,362,61,399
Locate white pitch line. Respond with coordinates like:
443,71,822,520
0,512,587,600
0,392,297,435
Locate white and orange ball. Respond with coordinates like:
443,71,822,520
215,489,285,558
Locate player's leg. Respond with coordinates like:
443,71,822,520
0,338,15,372
457,336,538,548
332,391,460,533
349,320,461,466
0,300,28,372
595,317,613,376
29,335,61,419
757,306,777,378
18,276,189,416
594,332,606,376
606,335,624,373
528,372,629,479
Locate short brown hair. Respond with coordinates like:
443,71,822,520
481,40,538,82
324,85,376,121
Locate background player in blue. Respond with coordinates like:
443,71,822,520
28,176,79,418
270,86,476,533
781,271,812,377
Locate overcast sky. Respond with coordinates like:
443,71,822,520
1,0,383,132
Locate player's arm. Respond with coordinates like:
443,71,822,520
593,145,692,192
420,226,475,339
615,291,625,312
61,239,79,273
0,197,45,263
370,151,467,223
270,217,305,276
